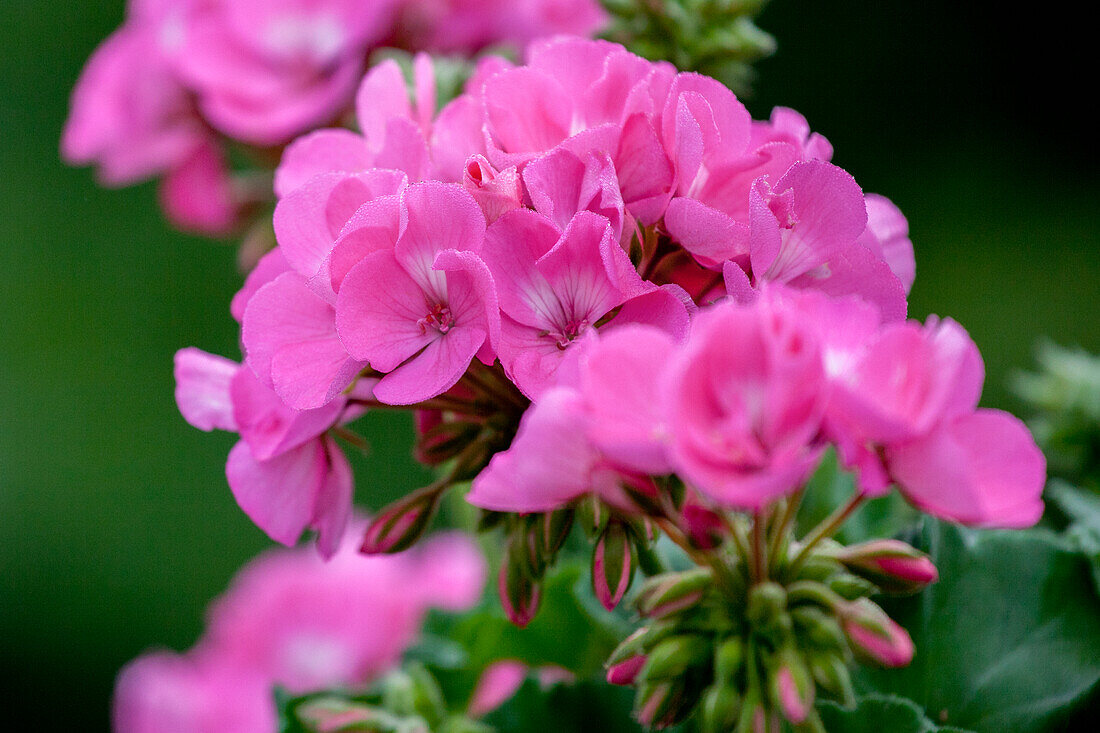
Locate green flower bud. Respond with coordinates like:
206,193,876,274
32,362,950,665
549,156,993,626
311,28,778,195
640,634,712,681
714,636,746,682
635,567,713,619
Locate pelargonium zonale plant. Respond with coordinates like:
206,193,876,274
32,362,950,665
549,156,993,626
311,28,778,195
65,4,1091,733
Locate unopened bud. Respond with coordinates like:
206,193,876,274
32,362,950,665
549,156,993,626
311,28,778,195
736,686,770,733
640,635,712,681
700,683,742,733
746,582,787,631
634,679,686,729
593,520,635,610
607,623,677,667
606,654,647,686
808,652,854,707
361,487,441,554
540,509,574,559
635,568,713,619
837,540,939,594
463,155,522,223
839,598,914,667
790,606,845,652
768,648,814,724
295,698,411,733
682,504,727,550
714,637,746,682
414,417,480,466
498,557,542,628
826,572,878,600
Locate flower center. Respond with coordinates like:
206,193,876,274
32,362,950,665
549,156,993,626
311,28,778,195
545,318,590,350
418,303,454,334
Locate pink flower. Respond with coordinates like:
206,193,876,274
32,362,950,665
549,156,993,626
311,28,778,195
743,161,907,321
664,297,828,510
824,316,1045,526
62,15,204,186
174,348,354,557
159,141,239,235
113,651,274,733
467,660,574,717
172,0,401,146
202,530,486,692
397,0,607,55
467,325,682,512
481,209,667,396
335,182,500,404
114,528,486,732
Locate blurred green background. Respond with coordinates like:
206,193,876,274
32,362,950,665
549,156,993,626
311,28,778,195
0,2,1095,730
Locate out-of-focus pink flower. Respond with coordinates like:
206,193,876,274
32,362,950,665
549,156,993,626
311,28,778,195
397,0,607,55
159,141,239,235
113,651,275,733
62,15,204,186
335,182,499,404
171,0,400,146
114,528,486,732
664,297,828,510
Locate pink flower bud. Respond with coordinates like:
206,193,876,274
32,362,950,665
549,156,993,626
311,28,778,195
839,598,915,667
635,568,712,619
606,654,647,686
360,487,441,554
463,155,522,223
593,521,634,611
498,560,541,628
837,539,938,593
681,504,727,550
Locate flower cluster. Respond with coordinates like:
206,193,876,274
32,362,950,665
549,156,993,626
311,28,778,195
113,527,486,732
173,36,1047,730
62,0,604,234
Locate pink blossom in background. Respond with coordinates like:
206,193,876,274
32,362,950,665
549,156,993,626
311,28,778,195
114,529,486,733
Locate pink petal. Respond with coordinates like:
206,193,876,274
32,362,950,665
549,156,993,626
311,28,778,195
467,388,599,512
355,59,414,146
274,128,371,198
159,141,238,235
242,272,362,409
888,410,1045,528
174,348,240,432
336,250,437,369
312,437,353,559
665,197,750,268
231,247,292,323
230,368,342,461
372,325,487,405
226,439,324,547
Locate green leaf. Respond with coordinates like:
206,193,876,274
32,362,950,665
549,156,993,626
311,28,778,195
854,520,1100,732
818,694,973,732
796,449,918,545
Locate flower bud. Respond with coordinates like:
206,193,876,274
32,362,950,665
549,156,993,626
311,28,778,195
606,623,676,667
361,487,441,554
700,683,742,733
714,636,746,682
808,652,855,707
790,606,845,652
634,679,687,729
836,539,939,594
640,635,712,681
606,654,647,686
540,508,575,559
414,417,480,466
682,504,727,550
635,568,713,619
825,572,878,600
838,598,914,667
463,155,522,223
746,581,787,632
498,557,542,628
593,520,635,610
768,648,814,724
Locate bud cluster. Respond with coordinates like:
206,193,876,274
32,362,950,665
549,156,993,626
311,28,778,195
604,533,936,730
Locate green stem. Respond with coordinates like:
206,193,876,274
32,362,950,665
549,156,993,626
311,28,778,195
751,509,767,582
766,487,804,570
787,491,866,578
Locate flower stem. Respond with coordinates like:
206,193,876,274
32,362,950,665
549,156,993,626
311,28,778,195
787,491,866,578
